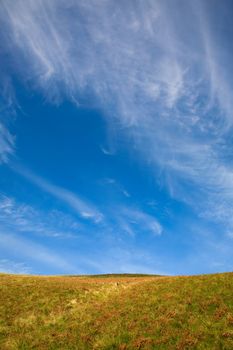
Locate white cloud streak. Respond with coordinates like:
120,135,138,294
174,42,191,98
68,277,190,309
0,231,74,273
117,207,163,237
0,259,31,274
103,178,131,198
0,123,14,163
14,165,104,223
0,194,80,238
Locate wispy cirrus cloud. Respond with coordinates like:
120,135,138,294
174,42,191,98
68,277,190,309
103,178,131,198
1,0,233,235
14,165,104,223
0,0,189,112
0,259,30,274
115,206,163,237
0,231,75,273
0,75,17,163
0,194,80,239
0,123,14,163
100,147,115,156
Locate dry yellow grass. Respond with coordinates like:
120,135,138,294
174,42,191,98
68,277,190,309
1,272,233,349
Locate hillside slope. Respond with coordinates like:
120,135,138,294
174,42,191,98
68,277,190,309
1,273,233,349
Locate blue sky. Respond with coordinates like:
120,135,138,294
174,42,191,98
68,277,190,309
0,0,233,275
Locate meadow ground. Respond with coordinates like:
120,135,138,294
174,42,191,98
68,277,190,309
0,272,233,349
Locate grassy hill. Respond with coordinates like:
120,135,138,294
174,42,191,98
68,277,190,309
1,272,233,349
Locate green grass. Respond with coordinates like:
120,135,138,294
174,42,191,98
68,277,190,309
1,273,233,349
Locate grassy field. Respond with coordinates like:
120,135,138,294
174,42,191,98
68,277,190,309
1,273,233,349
